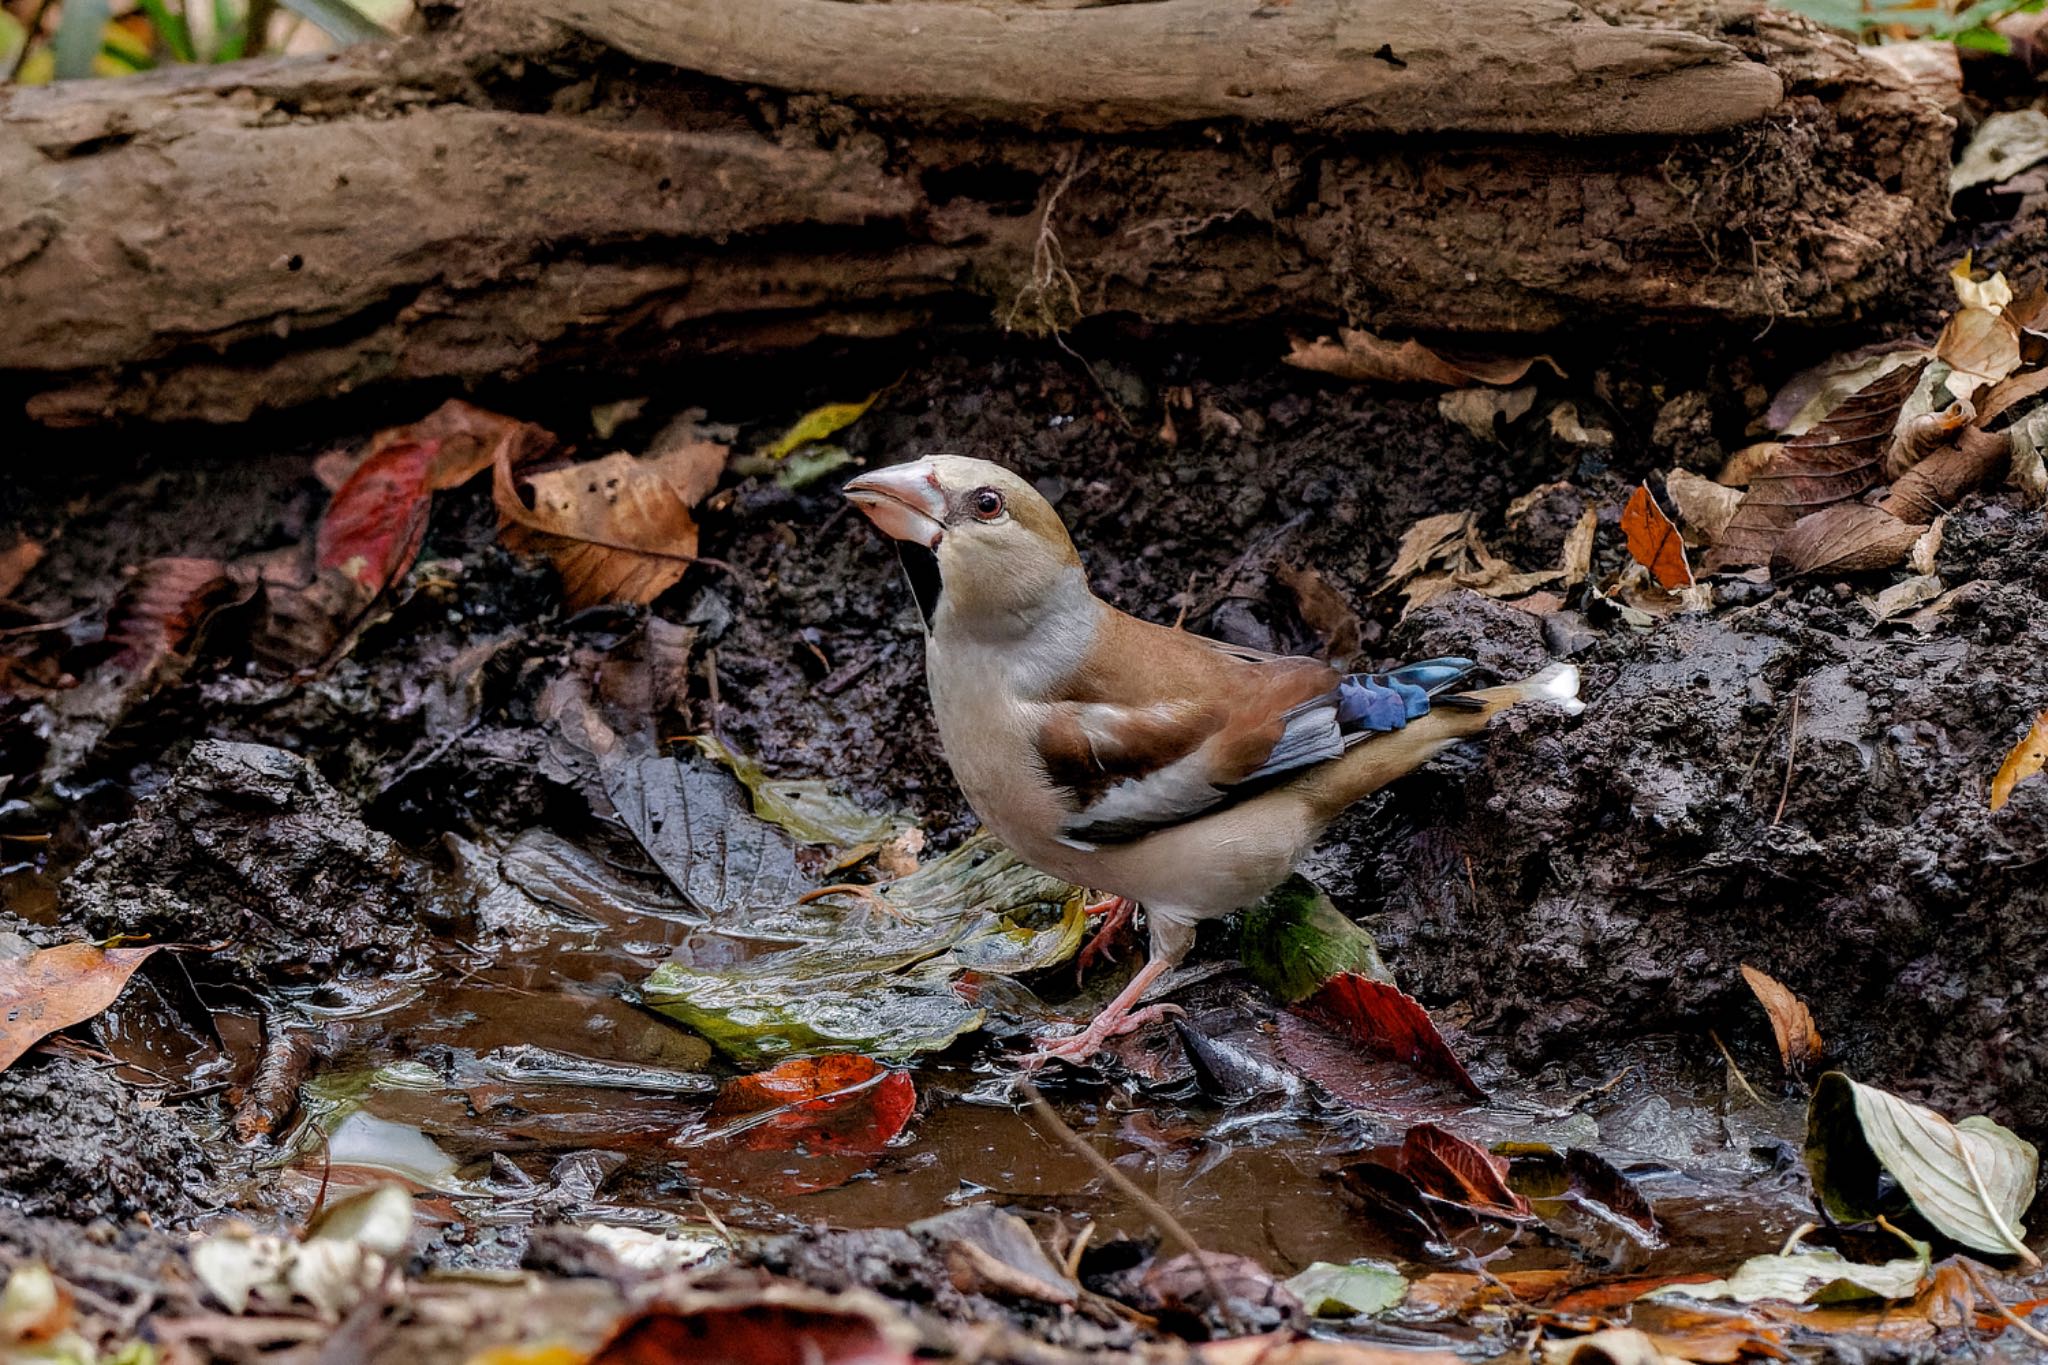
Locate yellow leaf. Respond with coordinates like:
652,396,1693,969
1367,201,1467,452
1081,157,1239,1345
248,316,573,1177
758,395,878,461
1990,710,2048,812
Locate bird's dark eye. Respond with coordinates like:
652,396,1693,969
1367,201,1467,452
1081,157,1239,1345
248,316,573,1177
970,487,1005,521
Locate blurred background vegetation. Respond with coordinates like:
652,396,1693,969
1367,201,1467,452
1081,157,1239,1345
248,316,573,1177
2,0,405,83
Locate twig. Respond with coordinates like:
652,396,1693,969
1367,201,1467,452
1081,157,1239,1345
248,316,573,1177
1773,694,1802,825
6,0,55,81
1959,1259,2048,1347
1019,1080,1246,1338
1710,1029,1764,1106
1062,1221,1094,1281
1778,1221,1817,1256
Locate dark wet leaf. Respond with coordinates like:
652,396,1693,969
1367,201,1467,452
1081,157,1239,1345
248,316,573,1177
1173,1017,1305,1107
644,835,1083,1062
1292,973,1485,1100
1739,964,1822,1072
494,433,726,610
498,829,704,930
1330,1161,1465,1259
1239,876,1391,1005
1711,361,1926,569
1139,1250,1305,1339
1769,504,1920,580
1621,483,1693,590
587,1297,915,1365
1806,1072,2039,1263
608,749,809,920
0,942,163,1073
1561,1148,1662,1246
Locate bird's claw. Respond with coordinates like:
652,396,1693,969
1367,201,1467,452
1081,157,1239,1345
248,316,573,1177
1015,1003,1185,1072
1076,895,1137,977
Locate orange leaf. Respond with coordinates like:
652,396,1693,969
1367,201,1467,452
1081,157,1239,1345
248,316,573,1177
1991,710,2048,812
1738,963,1823,1071
1399,1123,1531,1215
0,942,162,1073
1621,483,1694,590
0,539,44,600
589,1301,913,1365
1284,328,1563,388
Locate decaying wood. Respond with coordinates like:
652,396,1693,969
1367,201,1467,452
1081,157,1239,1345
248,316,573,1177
0,0,1951,427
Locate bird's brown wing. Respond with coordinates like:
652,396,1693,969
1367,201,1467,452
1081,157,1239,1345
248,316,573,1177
1033,614,1342,846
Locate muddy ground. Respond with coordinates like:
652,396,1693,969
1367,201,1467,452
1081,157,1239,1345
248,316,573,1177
1,186,2046,1360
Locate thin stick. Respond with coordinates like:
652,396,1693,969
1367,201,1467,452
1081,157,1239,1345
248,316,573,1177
1959,1260,2048,1347
1062,1221,1095,1281
1020,1080,1245,1338
6,0,55,81
1710,1029,1764,1106
1773,694,1802,825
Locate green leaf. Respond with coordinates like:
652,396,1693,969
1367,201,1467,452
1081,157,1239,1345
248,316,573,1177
689,734,910,849
210,0,247,62
1284,1260,1407,1317
1806,1072,2040,1262
645,834,1084,1063
1651,1243,1929,1305
51,0,110,79
277,0,387,44
1239,875,1392,1003
135,0,196,62
1950,25,2012,53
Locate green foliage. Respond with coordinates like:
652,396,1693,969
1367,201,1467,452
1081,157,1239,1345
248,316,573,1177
13,0,387,83
1775,0,2045,54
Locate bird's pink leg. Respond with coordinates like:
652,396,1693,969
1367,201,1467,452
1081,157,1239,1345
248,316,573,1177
1020,956,1177,1070
1077,894,1137,973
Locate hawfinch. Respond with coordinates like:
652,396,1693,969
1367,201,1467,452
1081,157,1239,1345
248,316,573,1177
844,455,1582,1067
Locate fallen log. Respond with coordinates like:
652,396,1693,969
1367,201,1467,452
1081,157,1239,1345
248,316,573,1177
0,0,1950,427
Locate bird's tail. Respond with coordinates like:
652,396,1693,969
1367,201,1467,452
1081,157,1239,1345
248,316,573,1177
1308,661,1582,814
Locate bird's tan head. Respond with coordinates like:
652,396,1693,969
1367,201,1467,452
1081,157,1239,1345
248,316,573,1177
843,455,1082,633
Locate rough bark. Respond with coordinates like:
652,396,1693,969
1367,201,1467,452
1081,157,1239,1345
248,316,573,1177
0,0,1951,427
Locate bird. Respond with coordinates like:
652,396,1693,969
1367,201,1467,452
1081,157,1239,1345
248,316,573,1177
843,454,1583,1067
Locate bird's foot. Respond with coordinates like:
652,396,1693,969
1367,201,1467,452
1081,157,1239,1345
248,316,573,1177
1017,1003,1182,1072
1076,895,1137,975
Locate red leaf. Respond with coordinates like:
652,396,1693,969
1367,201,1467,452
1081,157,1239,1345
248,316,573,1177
1620,482,1693,590
589,1301,913,1365
318,439,438,593
102,557,245,678
1399,1123,1531,1215
706,1055,914,1155
1293,973,1485,1100
0,942,162,1073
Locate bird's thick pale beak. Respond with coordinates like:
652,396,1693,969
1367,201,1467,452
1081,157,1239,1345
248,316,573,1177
843,462,947,549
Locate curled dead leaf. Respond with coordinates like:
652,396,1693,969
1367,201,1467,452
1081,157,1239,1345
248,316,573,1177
1548,402,1613,448
494,436,728,610
1662,470,1741,543
1884,399,1975,482
1380,513,1471,593
1738,964,1822,1073
1284,328,1562,388
1559,507,1598,586
1713,362,1925,570
1908,517,1945,576
1276,563,1362,664
1880,427,2012,525
1716,442,1784,488
1990,711,2048,812
1620,484,1692,590
1770,504,1921,580
0,540,43,600
1438,385,1536,442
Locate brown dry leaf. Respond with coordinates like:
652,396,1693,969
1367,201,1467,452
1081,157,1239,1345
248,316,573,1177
1770,504,1920,580
1559,508,1598,586
1768,345,1927,435
1548,402,1614,448
1198,1334,1462,1365
1881,427,2011,525
0,540,44,600
1663,470,1742,543
0,942,163,1073
1276,563,1362,663
1865,39,1962,110
1439,385,1537,441
495,438,727,610
1978,367,2048,426
1884,398,1974,481
1284,328,1562,388
1716,442,1784,488
1738,964,1822,1072
1380,512,1471,592
1865,574,1944,624
1621,484,1693,590
1908,516,1945,576
1991,711,2048,812
1712,361,1926,570
1937,307,2023,400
